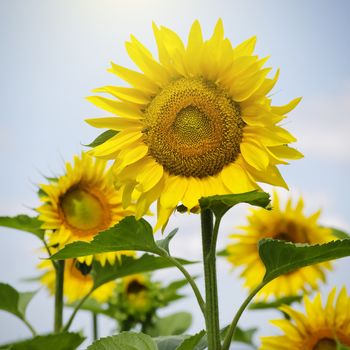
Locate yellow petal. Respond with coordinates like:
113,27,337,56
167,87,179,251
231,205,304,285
136,160,164,193
220,163,257,193
160,176,188,208
269,145,304,160
87,96,142,119
271,97,302,115
240,140,269,170
93,86,150,105
233,36,257,57
108,62,158,94
85,117,142,130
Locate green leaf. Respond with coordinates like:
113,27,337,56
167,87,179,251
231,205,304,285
147,312,192,337
217,249,229,257
85,129,118,148
331,227,350,239
230,327,257,345
86,332,157,350
175,331,206,350
156,228,178,254
0,283,36,320
249,295,303,310
51,217,162,260
1,333,84,350
92,254,195,289
155,333,207,350
0,215,44,240
199,191,271,218
259,239,350,283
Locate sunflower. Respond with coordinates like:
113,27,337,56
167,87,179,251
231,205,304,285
86,19,302,230
121,274,153,315
39,259,116,303
260,288,350,349
226,192,334,299
37,152,134,265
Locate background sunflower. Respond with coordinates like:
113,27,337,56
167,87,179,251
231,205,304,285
226,192,335,299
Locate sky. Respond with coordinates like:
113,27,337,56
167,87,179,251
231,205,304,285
1,0,350,348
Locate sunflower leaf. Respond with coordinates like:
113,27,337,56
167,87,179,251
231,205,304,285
259,239,350,283
331,227,350,239
85,129,118,148
51,217,163,260
86,332,157,350
156,228,179,254
0,215,44,240
0,333,84,350
249,295,303,310
146,312,192,337
92,254,195,289
154,331,207,350
199,191,271,218
0,283,36,320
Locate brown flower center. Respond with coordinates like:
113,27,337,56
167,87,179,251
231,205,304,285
143,77,244,177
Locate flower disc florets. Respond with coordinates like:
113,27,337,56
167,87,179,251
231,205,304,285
143,77,243,177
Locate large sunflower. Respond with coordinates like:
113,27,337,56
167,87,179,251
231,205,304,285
37,152,134,265
39,259,115,303
226,192,334,299
86,19,302,230
260,288,350,349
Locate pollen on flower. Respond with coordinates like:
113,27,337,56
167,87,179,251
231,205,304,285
143,77,245,178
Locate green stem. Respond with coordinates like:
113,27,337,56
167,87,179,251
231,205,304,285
63,290,92,332
22,317,37,336
201,209,221,350
222,281,266,350
92,312,98,340
54,260,65,333
164,254,206,315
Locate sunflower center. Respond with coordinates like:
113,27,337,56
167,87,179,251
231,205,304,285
313,338,337,350
60,188,105,231
143,77,244,178
126,279,147,295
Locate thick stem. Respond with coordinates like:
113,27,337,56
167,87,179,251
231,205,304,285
201,209,221,350
222,282,266,350
92,312,98,340
54,260,65,333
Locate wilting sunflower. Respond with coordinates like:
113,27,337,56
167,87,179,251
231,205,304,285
37,152,134,265
39,259,116,303
260,288,350,349
226,192,334,299
86,19,302,230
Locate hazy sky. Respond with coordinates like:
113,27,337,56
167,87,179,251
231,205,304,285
1,0,350,348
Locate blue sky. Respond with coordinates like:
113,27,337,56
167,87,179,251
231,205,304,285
1,0,350,348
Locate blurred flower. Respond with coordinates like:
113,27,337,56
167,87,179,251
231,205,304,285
86,19,302,231
39,259,115,303
37,152,134,265
260,288,350,349
227,192,334,299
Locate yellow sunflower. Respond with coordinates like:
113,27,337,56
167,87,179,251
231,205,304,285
121,274,152,314
226,192,334,299
86,19,302,230
37,152,134,265
260,288,350,350
39,259,115,303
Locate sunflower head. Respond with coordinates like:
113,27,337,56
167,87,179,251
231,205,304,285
86,19,303,231
226,192,335,299
37,152,135,265
39,259,115,303
260,288,350,349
